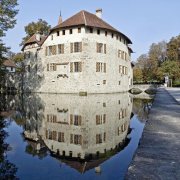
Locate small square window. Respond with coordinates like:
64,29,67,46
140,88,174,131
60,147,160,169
119,81,121,85
69,29,73,34
90,27,93,33
112,33,114,38
57,31,59,36
78,27,81,33
103,80,106,84
105,31,107,36
62,30,65,35
97,29,100,35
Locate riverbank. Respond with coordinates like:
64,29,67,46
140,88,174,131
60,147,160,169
126,88,180,179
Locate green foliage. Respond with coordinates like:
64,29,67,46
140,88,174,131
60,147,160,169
157,60,180,80
12,52,24,63
0,0,18,84
167,35,180,61
21,19,51,46
134,37,180,84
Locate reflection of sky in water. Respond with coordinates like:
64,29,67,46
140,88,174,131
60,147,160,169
4,93,150,180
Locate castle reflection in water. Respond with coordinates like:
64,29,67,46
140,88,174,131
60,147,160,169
20,93,133,172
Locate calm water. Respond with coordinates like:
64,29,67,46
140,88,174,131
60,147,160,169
0,93,152,180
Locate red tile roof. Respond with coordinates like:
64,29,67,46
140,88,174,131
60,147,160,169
51,10,132,44
3,59,16,68
22,34,47,50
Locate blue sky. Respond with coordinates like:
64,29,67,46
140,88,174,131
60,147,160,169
3,0,180,60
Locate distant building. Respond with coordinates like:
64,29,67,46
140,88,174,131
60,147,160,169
0,59,16,93
2,59,16,73
22,9,133,94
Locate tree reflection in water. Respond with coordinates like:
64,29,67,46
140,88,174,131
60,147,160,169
0,116,18,179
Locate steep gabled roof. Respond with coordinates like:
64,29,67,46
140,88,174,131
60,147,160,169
22,34,48,51
3,59,16,68
51,10,132,44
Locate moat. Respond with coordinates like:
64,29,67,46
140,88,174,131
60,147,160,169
0,93,153,179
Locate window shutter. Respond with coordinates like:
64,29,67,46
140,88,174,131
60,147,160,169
70,134,73,143
104,44,106,54
79,62,82,72
80,42,82,52
54,64,57,71
62,44,64,54
70,62,73,72
70,43,73,53
104,63,106,73
45,47,48,56
79,116,82,125
70,114,73,124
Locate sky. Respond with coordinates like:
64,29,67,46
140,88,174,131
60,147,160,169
3,0,180,60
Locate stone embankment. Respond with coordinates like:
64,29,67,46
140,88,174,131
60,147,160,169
126,88,180,180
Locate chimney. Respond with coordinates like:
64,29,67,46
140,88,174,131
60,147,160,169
96,8,102,19
58,11,63,24
36,32,41,41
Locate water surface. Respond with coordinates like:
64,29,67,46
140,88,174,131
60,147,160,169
0,93,152,179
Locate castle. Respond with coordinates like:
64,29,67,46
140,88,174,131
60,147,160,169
22,9,133,94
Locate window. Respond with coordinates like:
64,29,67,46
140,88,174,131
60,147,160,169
51,35,53,40
74,62,81,72
71,42,82,53
70,134,82,145
11,67,13,71
96,62,106,72
111,33,114,38
69,29,73,34
58,132,64,142
103,80,106,84
89,27,93,33
119,81,121,85
49,63,56,71
70,62,82,72
118,50,122,58
74,115,82,126
58,44,64,54
78,27,81,33
96,43,103,53
62,30,65,35
57,31,59,36
97,43,106,54
96,134,102,144
48,45,57,55
97,29,100,35
105,31,107,36
96,114,106,124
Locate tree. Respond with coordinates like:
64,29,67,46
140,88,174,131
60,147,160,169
167,35,180,61
0,0,18,84
21,19,51,46
157,60,180,81
11,52,24,63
